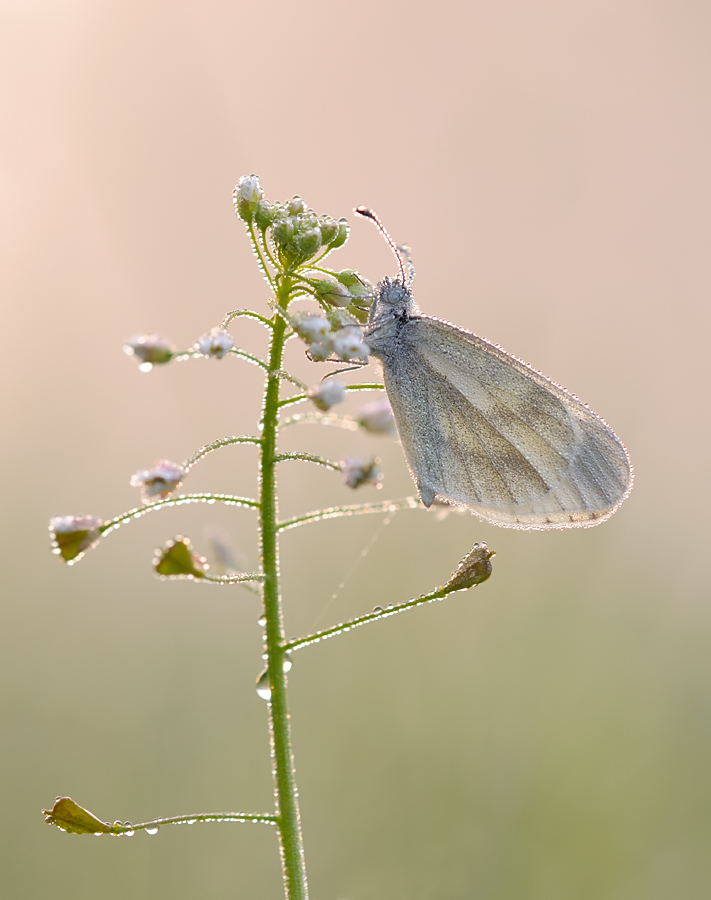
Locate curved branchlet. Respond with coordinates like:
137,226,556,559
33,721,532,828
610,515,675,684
99,494,261,537
43,797,276,836
285,544,494,652
278,383,385,411
273,452,341,472
278,412,360,431
220,309,275,330
277,496,422,533
184,436,262,471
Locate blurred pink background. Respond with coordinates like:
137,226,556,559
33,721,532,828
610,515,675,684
2,2,710,898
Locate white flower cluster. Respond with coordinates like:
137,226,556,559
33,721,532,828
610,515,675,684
194,327,234,359
290,312,369,362
307,378,347,411
130,460,185,502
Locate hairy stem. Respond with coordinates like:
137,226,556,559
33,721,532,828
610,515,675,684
284,586,449,652
259,281,309,900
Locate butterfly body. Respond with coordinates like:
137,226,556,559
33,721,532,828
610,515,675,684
365,277,633,530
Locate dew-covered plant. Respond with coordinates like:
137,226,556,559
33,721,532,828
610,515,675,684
44,176,494,900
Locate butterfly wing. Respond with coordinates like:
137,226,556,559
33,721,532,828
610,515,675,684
373,316,633,529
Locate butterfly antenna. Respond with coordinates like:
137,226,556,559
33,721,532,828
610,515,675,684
355,206,409,286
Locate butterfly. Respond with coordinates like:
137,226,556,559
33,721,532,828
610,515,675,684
356,207,633,529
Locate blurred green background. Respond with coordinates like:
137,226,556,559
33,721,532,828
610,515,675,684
3,1,710,898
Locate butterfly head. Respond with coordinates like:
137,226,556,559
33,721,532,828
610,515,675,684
371,276,417,323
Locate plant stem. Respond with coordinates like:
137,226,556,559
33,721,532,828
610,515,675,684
259,281,309,900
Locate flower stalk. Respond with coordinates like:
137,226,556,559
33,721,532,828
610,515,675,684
259,284,309,899
45,177,495,900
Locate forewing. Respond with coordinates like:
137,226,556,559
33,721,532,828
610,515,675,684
381,317,632,529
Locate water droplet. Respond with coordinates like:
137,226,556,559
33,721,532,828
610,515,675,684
138,362,153,373
283,652,293,673
145,826,159,835
187,819,197,825
372,605,383,612
258,615,267,626
256,668,271,700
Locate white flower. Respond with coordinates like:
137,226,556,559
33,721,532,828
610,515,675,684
340,457,383,489
195,327,234,359
357,399,396,434
235,174,263,206
291,312,332,344
331,326,369,362
130,460,185,502
49,515,103,563
308,378,346,411
307,341,333,361
123,334,175,371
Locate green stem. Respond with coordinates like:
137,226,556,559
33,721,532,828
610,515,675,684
99,494,260,534
284,586,450,653
221,309,275,329
259,282,309,900
278,383,385,410
277,496,422,533
184,435,262,471
114,811,278,834
273,452,341,471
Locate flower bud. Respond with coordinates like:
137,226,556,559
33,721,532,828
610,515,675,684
340,457,383,489
328,218,349,249
307,378,346,411
272,216,295,248
123,334,175,371
319,218,339,244
254,199,276,231
309,276,353,308
233,174,263,222
286,196,306,216
327,308,359,329
50,515,103,563
357,399,396,434
441,543,495,592
194,327,234,359
291,225,322,262
130,460,185,502
335,270,374,299
153,536,208,580
331,326,369,362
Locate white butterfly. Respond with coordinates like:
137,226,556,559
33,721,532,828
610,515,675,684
357,208,633,530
